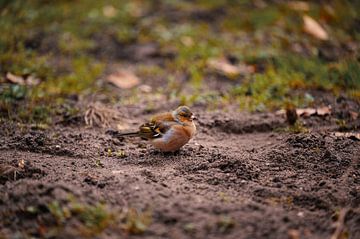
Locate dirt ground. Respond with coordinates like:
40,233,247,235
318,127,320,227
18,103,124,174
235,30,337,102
1,97,359,239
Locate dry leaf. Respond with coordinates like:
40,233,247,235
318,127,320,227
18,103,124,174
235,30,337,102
208,58,255,77
26,75,41,86
138,84,152,93
303,15,328,40
277,107,331,117
180,36,194,47
296,108,317,117
103,5,117,18
117,123,131,131
6,72,40,85
107,70,140,89
275,109,286,115
334,132,360,141
288,229,300,239
288,1,310,11
18,159,25,169
6,72,25,85
316,106,331,116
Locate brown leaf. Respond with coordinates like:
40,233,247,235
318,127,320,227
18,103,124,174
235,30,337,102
5,72,40,86
296,108,317,117
26,75,41,86
18,159,25,169
334,132,360,141
180,36,194,47
288,1,310,11
103,5,117,18
6,72,25,85
303,15,329,40
316,106,331,116
278,107,331,117
107,70,140,89
208,58,255,77
275,109,286,115
138,84,152,93
288,229,300,239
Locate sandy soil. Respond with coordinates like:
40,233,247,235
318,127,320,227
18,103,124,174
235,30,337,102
1,98,359,239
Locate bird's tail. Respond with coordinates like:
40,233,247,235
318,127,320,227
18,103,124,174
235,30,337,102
106,130,139,138
116,132,139,137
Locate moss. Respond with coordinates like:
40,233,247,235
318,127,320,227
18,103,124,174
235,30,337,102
48,198,116,237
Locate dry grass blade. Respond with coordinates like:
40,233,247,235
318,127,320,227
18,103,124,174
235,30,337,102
84,103,121,128
330,208,349,239
0,164,19,181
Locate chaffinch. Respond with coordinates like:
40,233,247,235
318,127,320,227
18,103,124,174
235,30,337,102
118,106,196,152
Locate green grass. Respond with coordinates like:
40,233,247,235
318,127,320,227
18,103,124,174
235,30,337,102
46,196,151,237
0,0,359,122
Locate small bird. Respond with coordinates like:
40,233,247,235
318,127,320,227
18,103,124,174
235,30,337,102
117,106,196,152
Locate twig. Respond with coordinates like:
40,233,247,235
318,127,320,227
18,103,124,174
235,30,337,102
330,208,349,239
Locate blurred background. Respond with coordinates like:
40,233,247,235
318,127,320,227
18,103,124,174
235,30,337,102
0,0,359,124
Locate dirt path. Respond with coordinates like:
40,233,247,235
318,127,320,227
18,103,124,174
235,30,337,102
1,106,359,239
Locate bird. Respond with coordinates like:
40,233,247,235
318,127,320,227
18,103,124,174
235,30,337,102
115,106,196,152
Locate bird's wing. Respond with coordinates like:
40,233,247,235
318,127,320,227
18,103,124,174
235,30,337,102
138,114,177,140
151,112,175,122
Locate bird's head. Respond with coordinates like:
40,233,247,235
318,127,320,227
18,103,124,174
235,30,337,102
173,106,196,123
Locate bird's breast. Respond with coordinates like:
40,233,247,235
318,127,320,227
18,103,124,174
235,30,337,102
150,125,194,152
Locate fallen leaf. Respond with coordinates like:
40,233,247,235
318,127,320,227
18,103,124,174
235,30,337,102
275,109,286,115
288,1,310,11
180,36,194,47
138,84,152,93
277,107,331,117
296,108,317,117
26,75,41,85
103,5,117,18
5,72,41,85
208,58,255,77
107,70,140,89
303,15,328,40
334,132,360,141
288,229,300,239
18,159,25,169
6,72,25,85
316,106,331,116
117,123,131,131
